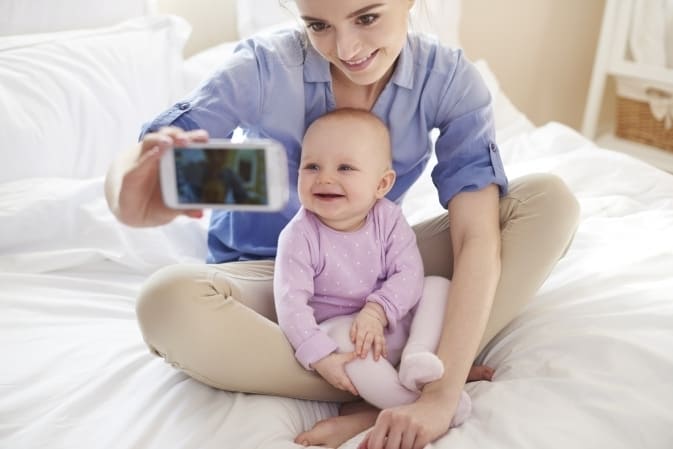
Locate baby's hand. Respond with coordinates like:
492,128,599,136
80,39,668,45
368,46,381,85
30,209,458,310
312,352,359,396
350,302,388,360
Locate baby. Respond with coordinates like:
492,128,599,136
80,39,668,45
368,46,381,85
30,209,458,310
274,109,482,423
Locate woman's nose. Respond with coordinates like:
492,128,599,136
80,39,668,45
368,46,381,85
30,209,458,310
335,30,362,61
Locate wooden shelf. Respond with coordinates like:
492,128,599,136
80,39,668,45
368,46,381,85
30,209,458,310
582,0,673,176
610,61,673,88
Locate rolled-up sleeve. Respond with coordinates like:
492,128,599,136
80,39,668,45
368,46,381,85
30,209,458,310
431,50,508,208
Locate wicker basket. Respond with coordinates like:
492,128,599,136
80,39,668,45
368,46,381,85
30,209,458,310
615,79,673,153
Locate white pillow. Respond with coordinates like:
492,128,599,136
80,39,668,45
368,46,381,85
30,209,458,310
0,0,151,36
235,0,462,48
0,177,209,274
0,15,189,182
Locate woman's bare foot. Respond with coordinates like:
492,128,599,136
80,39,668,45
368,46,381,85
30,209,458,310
295,401,378,448
467,364,494,382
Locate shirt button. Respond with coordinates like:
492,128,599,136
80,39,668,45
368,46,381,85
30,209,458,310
489,142,498,152
178,102,190,110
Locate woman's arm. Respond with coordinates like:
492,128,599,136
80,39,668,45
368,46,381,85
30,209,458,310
359,184,501,449
104,127,208,227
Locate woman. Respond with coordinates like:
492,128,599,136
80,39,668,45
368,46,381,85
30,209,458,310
105,1,580,448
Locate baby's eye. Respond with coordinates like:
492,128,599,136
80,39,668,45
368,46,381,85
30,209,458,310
356,14,379,26
303,163,319,171
306,21,329,33
338,164,355,171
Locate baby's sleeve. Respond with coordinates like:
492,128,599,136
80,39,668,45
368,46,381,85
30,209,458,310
273,220,338,370
365,203,425,332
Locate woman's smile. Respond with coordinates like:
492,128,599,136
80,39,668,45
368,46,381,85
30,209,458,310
341,49,379,72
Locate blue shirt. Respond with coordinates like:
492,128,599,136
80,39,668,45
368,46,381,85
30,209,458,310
142,30,508,263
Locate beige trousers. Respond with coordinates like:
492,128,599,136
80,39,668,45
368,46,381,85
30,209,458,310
136,174,580,402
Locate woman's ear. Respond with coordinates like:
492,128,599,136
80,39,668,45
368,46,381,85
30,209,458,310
375,169,396,199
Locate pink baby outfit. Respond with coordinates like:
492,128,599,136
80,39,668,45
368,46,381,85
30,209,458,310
274,198,424,369
275,198,471,424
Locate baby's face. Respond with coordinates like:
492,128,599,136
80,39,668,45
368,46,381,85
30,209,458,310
298,115,393,232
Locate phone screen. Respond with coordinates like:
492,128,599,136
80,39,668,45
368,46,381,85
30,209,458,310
173,147,268,206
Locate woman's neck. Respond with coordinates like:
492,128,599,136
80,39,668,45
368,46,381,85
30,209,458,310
330,64,394,111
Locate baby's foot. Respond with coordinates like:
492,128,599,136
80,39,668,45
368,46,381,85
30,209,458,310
450,390,472,428
398,352,444,392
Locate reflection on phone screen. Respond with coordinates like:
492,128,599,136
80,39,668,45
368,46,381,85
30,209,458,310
174,148,268,205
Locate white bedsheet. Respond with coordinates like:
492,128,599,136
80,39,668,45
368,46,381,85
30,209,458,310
2,122,673,449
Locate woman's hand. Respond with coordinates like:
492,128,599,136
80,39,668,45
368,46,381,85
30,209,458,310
350,302,388,360
311,352,359,396
357,392,456,449
105,126,209,227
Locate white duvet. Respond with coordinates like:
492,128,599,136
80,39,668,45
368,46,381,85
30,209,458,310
2,118,672,449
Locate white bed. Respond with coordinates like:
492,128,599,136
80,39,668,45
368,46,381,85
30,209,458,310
2,1,673,449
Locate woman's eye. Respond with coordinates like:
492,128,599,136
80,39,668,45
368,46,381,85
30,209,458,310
306,22,328,32
357,14,378,26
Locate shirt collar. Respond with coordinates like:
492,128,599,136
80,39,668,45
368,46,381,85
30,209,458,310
304,34,415,90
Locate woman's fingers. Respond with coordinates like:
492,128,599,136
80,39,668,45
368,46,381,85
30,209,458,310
159,127,209,144
142,127,210,155
385,429,402,449
189,129,210,142
342,376,358,396
401,430,417,449
182,209,204,219
336,352,358,395
365,417,389,449
139,132,173,156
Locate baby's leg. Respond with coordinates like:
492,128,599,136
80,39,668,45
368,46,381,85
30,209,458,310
398,276,450,392
322,315,471,426
320,316,418,410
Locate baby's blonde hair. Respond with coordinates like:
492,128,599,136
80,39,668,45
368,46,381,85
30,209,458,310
306,108,392,168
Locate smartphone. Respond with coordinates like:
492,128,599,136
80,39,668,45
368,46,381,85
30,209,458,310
160,138,289,211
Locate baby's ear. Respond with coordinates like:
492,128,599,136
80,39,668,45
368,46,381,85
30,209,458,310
375,169,396,199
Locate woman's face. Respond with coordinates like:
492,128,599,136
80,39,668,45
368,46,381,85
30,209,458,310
295,0,413,87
